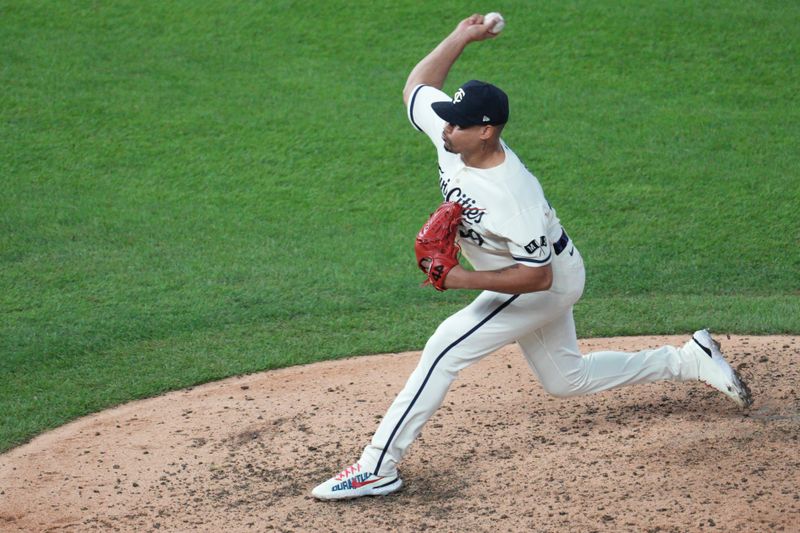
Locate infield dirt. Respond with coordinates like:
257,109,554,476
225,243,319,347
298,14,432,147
1,335,798,532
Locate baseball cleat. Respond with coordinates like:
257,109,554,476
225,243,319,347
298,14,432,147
311,461,402,500
686,329,753,408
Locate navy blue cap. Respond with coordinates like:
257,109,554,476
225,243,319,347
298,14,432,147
431,80,509,127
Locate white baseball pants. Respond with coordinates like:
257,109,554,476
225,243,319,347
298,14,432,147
361,248,697,477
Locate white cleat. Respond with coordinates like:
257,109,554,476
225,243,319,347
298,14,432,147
311,462,403,501
687,329,753,408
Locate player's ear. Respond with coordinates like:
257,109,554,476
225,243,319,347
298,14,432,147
479,125,495,140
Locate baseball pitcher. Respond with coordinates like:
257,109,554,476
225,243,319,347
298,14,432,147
311,13,752,500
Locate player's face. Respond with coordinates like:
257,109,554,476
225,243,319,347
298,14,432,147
442,123,482,154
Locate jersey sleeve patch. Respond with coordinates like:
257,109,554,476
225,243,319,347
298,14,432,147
524,235,548,255
512,235,551,264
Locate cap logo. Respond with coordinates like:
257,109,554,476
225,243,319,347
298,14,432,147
482,115,490,122
453,88,465,103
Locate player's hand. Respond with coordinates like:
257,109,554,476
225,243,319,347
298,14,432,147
454,14,501,43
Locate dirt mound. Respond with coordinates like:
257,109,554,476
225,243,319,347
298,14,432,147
1,335,798,532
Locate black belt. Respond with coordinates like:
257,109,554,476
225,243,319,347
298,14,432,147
553,230,570,255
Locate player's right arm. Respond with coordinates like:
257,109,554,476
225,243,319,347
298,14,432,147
404,15,501,147
402,14,500,106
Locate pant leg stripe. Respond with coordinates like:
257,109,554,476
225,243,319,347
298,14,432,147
374,294,520,474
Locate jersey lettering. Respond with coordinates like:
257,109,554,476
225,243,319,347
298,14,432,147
445,188,485,223
462,207,485,222
459,228,485,247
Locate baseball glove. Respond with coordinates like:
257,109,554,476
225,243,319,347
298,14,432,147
415,201,463,291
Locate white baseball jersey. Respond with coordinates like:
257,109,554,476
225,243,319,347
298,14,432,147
407,84,564,272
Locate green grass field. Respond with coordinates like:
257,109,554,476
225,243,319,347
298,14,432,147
2,0,798,452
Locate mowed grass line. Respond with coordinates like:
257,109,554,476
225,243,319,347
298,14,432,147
1,0,798,451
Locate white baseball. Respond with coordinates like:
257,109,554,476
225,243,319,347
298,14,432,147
485,12,505,34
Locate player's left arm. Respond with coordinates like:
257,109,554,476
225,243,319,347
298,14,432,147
444,263,552,294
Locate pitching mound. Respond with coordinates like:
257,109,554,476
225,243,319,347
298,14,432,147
1,335,798,532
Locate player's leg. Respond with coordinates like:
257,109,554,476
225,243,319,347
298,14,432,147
360,290,534,478
312,291,525,499
311,285,580,500
517,310,686,397
518,310,752,406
